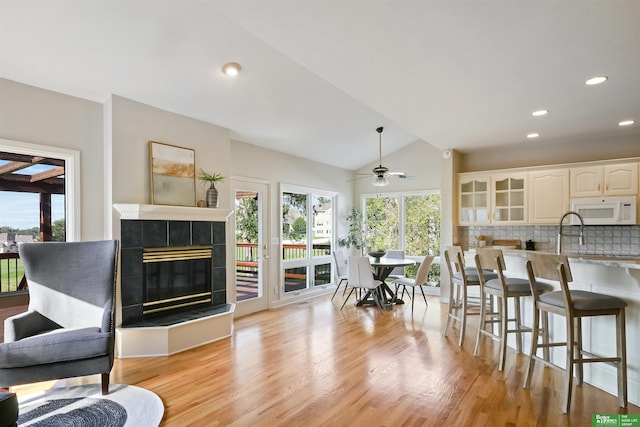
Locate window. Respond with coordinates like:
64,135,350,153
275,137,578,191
363,191,441,282
363,192,440,256
281,185,336,295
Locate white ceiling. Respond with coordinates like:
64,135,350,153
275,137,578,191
1,1,639,171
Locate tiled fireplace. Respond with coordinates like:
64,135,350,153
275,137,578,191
113,204,234,358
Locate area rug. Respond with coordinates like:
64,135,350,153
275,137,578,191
17,383,164,426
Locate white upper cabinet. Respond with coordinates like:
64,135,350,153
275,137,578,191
528,169,570,224
458,174,490,225
491,173,527,224
570,163,638,197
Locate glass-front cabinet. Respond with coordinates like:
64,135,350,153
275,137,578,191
492,173,526,223
458,174,490,224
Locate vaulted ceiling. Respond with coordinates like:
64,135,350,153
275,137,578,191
1,1,638,170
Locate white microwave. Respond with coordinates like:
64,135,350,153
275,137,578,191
570,196,637,225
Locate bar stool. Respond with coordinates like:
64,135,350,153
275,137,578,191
473,248,552,371
523,252,628,413
442,245,497,347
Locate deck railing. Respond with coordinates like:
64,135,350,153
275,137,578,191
0,253,27,294
235,242,332,276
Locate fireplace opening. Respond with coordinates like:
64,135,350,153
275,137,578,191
143,246,213,318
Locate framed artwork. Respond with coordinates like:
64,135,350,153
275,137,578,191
149,141,196,206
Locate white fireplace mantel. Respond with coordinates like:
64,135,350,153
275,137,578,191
113,203,232,222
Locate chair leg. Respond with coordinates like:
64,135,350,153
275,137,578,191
563,315,576,413
340,288,356,310
524,305,540,389
498,295,508,372
331,279,346,301
541,311,550,362
419,285,428,307
617,309,628,408
101,372,110,395
514,296,523,354
575,316,584,386
459,284,468,347
442,282,456,337
411,286,416,315
474,289,486,357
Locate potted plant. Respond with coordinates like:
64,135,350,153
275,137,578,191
337,208,366,255
198,169,225,208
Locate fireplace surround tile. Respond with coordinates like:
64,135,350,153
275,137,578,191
120,218,227,326
169,221,191,246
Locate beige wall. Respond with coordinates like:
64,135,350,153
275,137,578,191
459,133,640,172
0,78,105,240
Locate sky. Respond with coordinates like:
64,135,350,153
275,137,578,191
0,161,65,230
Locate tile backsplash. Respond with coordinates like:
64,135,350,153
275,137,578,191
456,225,640,256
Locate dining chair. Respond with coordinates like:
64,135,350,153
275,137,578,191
385,250,406,281
473,248,552,371
331,251,349,301
442,246,497,347
341,256,386,312
523,252,628,413
392,255,435,315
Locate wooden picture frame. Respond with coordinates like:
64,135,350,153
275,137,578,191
149,141,196,206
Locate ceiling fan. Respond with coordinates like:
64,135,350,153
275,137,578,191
368,126,409,187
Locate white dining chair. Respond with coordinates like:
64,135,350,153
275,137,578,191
331,251,349,301
341,256,386,312
392,255,435,315
385,250,406,281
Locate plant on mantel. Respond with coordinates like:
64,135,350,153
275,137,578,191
198,169,225,208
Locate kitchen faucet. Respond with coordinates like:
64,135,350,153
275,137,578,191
557,211,585,254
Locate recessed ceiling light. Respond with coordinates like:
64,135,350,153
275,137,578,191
527,133,539,138
222,62,241,76
585,76,608,85
619,120,635,126
532,110,548,117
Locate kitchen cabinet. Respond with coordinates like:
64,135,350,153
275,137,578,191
528,169,569,224
570,163,638,197
458,174,490,224
492,173,527,223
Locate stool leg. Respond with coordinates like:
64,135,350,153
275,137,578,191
523,304,540,389
617,309,628,408
541,311,550,362
459,283,468,347
498,294,508,371
563,315,576,413
514,296,523,354
474,288,487,357
575,317,584,386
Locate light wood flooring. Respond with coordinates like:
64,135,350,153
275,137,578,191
10,294,639,426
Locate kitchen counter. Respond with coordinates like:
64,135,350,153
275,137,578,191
496,249,640,269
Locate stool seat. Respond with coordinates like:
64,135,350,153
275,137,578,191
0,391,18,427
485,277,553,296
539,290,627,311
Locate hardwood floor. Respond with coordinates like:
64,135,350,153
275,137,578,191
11,294,638,426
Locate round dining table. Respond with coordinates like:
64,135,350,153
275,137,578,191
356,256,416,308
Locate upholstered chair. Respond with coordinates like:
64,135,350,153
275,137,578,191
0,240,119,395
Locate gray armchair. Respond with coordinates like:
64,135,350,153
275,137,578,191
0,240,119,395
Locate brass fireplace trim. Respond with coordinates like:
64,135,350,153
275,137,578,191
143,245,212,263
143,291,213,315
